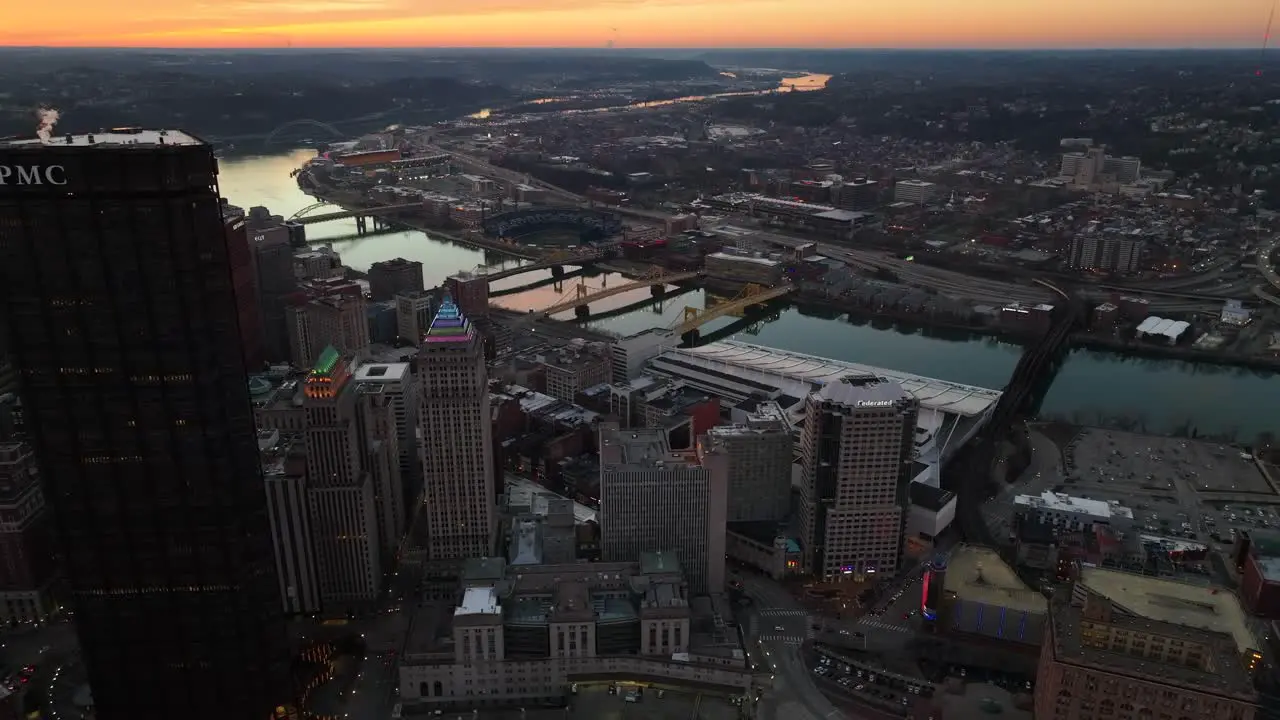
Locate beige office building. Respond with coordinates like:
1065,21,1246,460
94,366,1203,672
416,297,496,563
699,401,794,523
598,424,727,594
798,377,918,581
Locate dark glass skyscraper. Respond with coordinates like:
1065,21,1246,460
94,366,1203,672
0,129,290,719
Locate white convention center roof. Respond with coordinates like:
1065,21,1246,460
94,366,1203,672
664,340,1001,417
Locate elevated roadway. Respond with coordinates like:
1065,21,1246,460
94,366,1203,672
423,144,585,204
478,247,607,283
945,279,1082,547
290,202,423,225
537,268,702,317
1260,238,1280,293
1255,285,1280,308
672,283,796,335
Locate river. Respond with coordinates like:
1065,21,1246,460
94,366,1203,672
466,73,832,120
216,149,1280,440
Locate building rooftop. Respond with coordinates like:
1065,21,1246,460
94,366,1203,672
706,251,781,267
1014,491,1134,523
1,128,202,148
1077,567,1257,654
424,295,475,345
945,545,1047,615
814,374,912,408
455,587,501,617
657,340,1001,418
353,362,410,383
599,424,681,469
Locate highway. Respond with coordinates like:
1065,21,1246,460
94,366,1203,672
1259,237,1280,294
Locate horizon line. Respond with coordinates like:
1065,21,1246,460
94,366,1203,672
0,45,1265,52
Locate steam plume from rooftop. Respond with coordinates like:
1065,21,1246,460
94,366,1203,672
36,108,60,143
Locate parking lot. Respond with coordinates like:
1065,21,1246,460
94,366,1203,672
810,645,933,715
1063,429,1279,546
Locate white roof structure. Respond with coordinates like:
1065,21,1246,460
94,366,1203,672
1135,316,1190,342
1014,491,1134,523
2,129,200,147
455,586,501,617
659,340,1001,418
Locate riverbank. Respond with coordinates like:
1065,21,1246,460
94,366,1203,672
795,290,1280,372
303,183,542,260
1069,332,1280,372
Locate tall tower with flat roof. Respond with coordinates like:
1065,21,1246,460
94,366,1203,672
0,129,291,719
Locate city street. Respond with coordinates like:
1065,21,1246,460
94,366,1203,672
299,603,412,720
739,575,843,720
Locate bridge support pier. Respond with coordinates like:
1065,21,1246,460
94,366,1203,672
575,305,590,318
550,265,565,278
650,284,666,297
355,216,368,235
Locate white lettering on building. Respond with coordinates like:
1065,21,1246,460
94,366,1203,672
855,400,895,408
0,165,68,186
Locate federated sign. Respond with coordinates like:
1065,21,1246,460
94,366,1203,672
0,165,68,186
855,400,895,408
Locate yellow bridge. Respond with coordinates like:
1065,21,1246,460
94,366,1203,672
537,267,702,317
672,283,796,335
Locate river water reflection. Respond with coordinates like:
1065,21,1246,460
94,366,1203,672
466,73,832,120
216,149,1280,440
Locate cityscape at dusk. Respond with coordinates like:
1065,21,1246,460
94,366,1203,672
4,9,1280,720
3,0,1278,48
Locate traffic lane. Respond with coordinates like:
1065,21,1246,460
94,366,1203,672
0,622,77,669
739,575,800,610
345,652,397,720
771,644,841,720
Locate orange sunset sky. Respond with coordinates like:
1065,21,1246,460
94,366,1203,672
2,0,1275,49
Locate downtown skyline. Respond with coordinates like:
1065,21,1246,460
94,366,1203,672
2,0,1278,49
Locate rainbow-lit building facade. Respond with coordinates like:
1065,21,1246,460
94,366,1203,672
423,296,476,344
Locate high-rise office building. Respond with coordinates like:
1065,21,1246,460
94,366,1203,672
286,291,369,368
261,430,321,615
446,271,489,319
246,222,298,363
352,362,420,516
368,257,424,301
0,442,58,624
354,383,406,563
699,401,794,523
221,202,265,369
416,296,496,564
0,129,290,719
303,347,381,607
599,423,727,594
394,289,434,346
798,376,918,581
